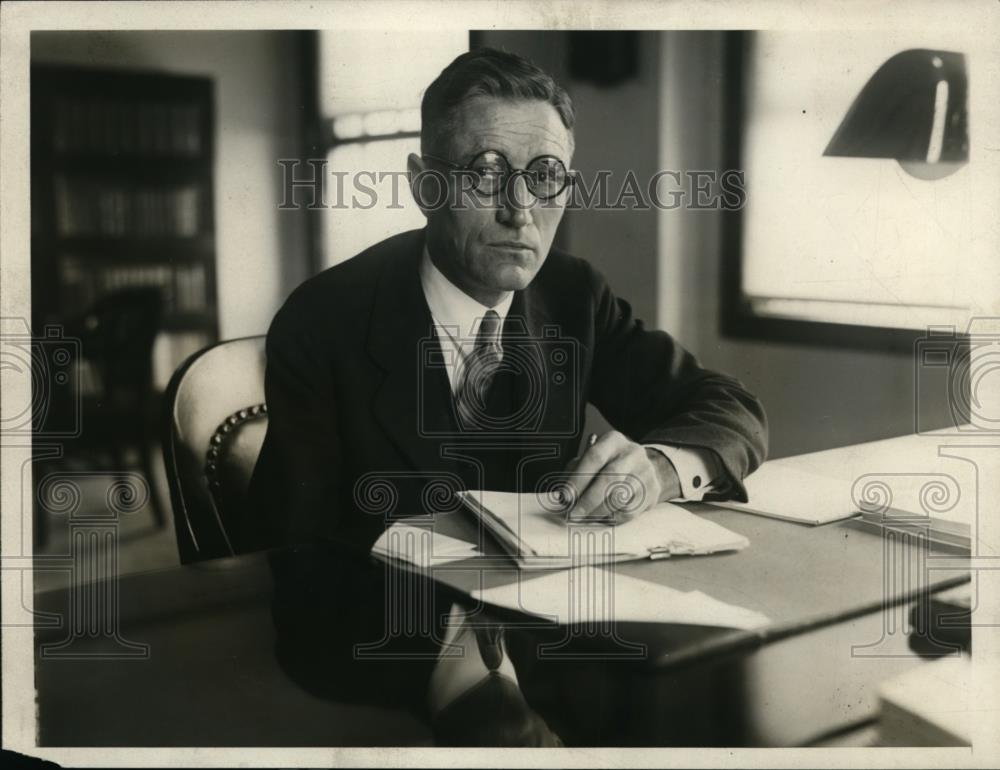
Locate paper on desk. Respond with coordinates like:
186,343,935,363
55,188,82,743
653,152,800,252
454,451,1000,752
371,524,480,568
715,463,858,525
472,567,770,631
461,490,748,564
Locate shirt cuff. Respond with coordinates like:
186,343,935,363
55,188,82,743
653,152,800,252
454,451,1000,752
645,444,723,502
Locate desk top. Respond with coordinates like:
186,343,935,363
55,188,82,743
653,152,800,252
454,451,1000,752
383,504,967,666
34,507,968,668
33,431,973,746
35,430,974,660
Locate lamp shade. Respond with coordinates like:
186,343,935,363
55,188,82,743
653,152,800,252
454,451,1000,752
824,49,968,178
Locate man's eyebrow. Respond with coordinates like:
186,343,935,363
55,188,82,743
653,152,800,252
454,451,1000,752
467,128,570,158
462,140,570,165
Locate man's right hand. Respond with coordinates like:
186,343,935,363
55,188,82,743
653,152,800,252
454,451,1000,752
562,431,670,524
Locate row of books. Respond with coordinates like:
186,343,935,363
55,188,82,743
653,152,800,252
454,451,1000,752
55,177,201,238
50,97,204,156
59,256,210,316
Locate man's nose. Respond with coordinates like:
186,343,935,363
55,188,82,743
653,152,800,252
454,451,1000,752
497,173,536,227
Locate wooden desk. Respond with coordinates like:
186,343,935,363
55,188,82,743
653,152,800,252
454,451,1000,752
34,432,973,747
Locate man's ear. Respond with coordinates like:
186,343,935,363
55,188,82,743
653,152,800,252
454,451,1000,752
407,152,433,215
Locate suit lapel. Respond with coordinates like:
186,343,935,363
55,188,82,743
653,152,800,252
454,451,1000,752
367,230,461,478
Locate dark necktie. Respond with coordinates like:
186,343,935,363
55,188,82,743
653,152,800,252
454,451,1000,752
455,310,503,430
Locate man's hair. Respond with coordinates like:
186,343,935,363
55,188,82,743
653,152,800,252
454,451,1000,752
421,47,575,157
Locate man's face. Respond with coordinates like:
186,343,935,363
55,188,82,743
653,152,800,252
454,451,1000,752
413,96,573,304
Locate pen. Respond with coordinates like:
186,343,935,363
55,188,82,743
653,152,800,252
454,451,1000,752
558,433,598,509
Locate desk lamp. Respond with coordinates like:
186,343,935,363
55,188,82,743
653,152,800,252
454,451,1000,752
823,48,968,180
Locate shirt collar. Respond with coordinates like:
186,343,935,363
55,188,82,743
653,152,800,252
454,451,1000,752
419,244,514,340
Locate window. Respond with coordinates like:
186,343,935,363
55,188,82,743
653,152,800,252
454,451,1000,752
728,29,993,347
316,31,469,267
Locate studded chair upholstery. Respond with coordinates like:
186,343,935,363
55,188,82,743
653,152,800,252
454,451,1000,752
162,336,268,563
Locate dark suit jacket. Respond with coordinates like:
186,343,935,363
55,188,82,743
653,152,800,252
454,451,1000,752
244,228,767,556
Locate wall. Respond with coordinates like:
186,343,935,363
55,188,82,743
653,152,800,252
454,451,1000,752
31,31,309,341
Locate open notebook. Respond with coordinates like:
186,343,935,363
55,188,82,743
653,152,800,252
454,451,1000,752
457,490,749,570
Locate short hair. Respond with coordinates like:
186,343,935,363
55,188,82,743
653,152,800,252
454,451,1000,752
421,47,575,157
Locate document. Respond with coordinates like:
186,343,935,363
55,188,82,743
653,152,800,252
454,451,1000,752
371,523,481,568
458,490,749,570
473,567,771,631
714,463,860,525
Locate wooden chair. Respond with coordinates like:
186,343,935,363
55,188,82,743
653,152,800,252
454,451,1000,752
161,335,268,563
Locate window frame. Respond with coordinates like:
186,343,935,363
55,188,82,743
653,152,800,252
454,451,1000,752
302,31,474,273
718,31,969,354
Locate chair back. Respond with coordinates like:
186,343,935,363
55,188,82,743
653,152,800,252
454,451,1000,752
162,336,268,563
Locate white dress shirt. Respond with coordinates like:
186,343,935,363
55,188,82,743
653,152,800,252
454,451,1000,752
418,247,721,502
419,247,515,394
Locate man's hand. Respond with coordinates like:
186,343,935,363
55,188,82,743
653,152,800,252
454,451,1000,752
565,431,682,524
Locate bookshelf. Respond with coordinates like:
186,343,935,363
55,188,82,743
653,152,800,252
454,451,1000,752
31,65,219,390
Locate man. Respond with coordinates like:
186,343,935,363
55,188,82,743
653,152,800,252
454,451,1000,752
246,47,767,746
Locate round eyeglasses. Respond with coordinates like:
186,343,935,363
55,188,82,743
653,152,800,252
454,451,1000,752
423,149,573,201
